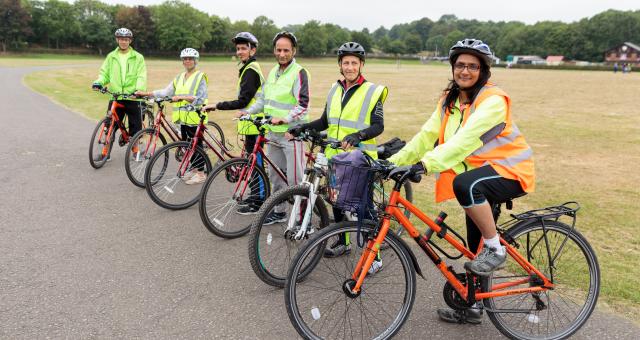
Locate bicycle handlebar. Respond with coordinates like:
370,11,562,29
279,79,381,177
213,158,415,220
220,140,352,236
99,87,135,99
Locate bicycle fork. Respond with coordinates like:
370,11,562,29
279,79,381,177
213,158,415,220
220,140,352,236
286,174,321,240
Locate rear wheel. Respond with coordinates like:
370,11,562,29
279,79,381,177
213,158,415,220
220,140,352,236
199,157,270,238
89,117,114,169
144,141,212,210
202,121,229,165
248,185,330,287
484,220,600,340
124,128,167,188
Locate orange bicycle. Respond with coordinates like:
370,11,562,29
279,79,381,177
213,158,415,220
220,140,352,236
284,160,600,339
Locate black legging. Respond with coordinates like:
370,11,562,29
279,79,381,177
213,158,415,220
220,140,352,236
244,134,266,206
107,100,143,137
452,165,525,253
181,125,205,172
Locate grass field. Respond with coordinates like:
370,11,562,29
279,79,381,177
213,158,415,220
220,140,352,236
9,55,640,321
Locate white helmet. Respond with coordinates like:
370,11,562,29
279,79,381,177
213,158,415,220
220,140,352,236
114,27,133,38
180,48,199,59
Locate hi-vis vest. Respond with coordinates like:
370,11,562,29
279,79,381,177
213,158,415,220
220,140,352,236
434,83,535,202
172,70,208,125
325,82,387,159
237,61,265,135
263,62,308,132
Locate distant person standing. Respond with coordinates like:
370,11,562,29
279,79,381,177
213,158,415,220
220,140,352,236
91,28,147,149
613,62,619,73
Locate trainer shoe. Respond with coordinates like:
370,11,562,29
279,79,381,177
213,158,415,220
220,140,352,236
181,170,196,181
437,306,483,324
464,246,506,277
324,241,351,258
368,259,383,275
236,204,260,215
185,172,206,185
263,212,287,225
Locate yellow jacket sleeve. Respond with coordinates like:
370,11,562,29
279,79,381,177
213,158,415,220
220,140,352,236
94,57,110,85
135,56,147,91
422,95,507,173
388,107,441,166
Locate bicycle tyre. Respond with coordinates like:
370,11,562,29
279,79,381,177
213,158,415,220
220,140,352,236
285,221,416,340
484,220,600,340
89,117,113,169
248,184,330,288
199,157,271,238
144,141,212,210
124,128,167,188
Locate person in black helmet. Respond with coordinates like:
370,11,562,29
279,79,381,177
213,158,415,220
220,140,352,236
288,41,388,274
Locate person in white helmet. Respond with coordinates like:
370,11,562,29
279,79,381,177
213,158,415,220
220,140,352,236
136,48,209,185
92,28,147,161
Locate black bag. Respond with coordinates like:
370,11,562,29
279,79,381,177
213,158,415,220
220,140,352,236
377,137,406,160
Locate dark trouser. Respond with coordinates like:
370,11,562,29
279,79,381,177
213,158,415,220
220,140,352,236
107,100,143,137
332,191,377,248
181,125,205,172
452,165,525,253
244,134,266,206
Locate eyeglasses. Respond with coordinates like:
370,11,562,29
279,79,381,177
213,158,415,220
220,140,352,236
454,63,481,72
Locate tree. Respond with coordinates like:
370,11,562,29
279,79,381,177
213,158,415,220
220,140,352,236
426,34,445,56
385,40,406,55
150,0,211,51
251,15,279,55
115,6,157,52
0,0,32,52
74,0,114,55
323,23,350,54
350,30,373,53
296,20,328,56
205,15,232,53
443,29,465,55
38,0,80,48
403,33,423,54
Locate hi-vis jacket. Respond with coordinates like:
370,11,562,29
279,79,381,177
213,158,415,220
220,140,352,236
94,47,147,100
236,61,265,135
389,83,535,202
172,71,209,125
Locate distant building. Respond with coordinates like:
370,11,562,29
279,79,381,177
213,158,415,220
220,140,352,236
507,55,545,65
604,42,640,65
546,55,566,66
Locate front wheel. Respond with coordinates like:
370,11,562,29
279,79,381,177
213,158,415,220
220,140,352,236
199,157,270,238
285,221,416,339
485,220,600,340
89,117,114,169
247,184,330,288
124,128,167,188
144,141,212,210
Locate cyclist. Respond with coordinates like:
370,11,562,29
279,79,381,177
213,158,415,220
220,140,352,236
239,31,310,223
203,32,265,209
92,27,147,160
135,48,209,185
288,42,387,273
388,38,535,323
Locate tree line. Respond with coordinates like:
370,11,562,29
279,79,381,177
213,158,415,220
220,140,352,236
2,0,640,61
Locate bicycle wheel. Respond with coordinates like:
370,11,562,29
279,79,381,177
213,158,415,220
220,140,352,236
124,128,167,188
484,220,600,340
285,221,416,340
89,117,114,169
202,121,228,164
248,184,330,288
199,157,270,238
144,141,212,210
373,179,412,242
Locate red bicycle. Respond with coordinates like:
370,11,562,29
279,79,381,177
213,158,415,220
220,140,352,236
143,105,237,210
124,97,227,188
88,88,152,169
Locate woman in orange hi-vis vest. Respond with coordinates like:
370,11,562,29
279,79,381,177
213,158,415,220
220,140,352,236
388,38,535,325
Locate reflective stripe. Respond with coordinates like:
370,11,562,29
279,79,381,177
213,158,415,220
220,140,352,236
493,147,533,168
327,117,367,130
472,123,521,155
174,71,202,96
265,99,295,110
325,84,339,112
357,84,379,127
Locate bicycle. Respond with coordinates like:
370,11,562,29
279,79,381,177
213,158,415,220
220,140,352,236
198,114,291,239
124,97,226,188
284,161,600,340
143,104,236,210
88,88,153,169
247,129,414,287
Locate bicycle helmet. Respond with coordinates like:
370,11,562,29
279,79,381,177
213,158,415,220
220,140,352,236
180,48,200,59
232,32,259,47
338,42,366,62
272,31,298,47
449,38,493,66
114,27,133,38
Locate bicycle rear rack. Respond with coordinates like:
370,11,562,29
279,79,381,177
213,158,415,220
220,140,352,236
512,201,580,221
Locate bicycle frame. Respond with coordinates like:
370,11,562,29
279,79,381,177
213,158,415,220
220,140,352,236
349,187,556,304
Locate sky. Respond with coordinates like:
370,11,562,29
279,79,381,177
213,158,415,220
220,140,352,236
100,0,639,31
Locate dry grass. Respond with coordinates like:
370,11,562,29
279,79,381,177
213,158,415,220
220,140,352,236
21,57,640,320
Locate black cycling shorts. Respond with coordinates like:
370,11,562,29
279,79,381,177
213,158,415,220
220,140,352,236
452,165,524,208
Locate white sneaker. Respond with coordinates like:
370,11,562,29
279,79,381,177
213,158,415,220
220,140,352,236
185,172,206,185
181,170,196,181
368,259,383,275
